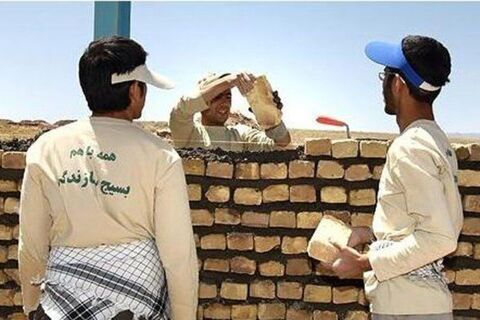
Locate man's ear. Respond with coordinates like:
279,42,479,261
129,81,142,102
393,75,407,95
128,81,137,102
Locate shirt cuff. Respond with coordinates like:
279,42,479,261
368,247,393,282
24,301,40,316
367,244,400,282
265,121,288,140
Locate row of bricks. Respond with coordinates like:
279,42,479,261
3,186,480,217
1,164,479,194
3,241,480,281
188,184,480,206
0,281,476,314
192,209,480,240
0,299,369,320
200,282,365,304
195,213,480,238
197,234,309,254
2,244,478,281
1,280,480,315
1,207,480,243
191,207,480,237
196,253,480,286
0,298,477,320
2,139,480,170
1,245,480,282
0,170,480,195
1,164,480,194
199,257,331,277
188,185,377,205
304,139,480,161
191,210,370,229
199,281,480,312
0,140,388,171
0,153,476,183
2,264,480,298
197,299,480,320
284,139,386,159
3,190,480,216
198,304,368,320
183,159,384,181
1,210,480,252
187,161,480,190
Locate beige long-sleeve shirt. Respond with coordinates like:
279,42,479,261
18,117,198,319
365,119,464,315
169,91,287,152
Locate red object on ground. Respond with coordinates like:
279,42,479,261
316,116,347,127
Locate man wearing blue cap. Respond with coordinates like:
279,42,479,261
329,35,463,319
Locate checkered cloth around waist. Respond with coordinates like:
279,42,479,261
370,240,448,289
40,239,170,320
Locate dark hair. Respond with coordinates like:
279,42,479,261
79,36,147,113
400,35,451,104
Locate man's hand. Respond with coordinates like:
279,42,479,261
236,72,256,96
327,242,371,279
272,90,283,110
348,226,374,248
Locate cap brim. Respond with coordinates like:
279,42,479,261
111,64,175,90
141,68,175,90
365,41,404,69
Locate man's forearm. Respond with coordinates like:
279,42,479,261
265,121,291,147
19,251,45,314
170,93,209,148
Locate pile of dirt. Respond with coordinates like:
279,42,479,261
0,137,38,152
176,145,305,163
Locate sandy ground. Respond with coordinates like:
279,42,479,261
1,119,478,146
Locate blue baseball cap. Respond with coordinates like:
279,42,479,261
365,41,441,92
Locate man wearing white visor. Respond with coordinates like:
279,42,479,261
19,36,198,320
327,35,463,319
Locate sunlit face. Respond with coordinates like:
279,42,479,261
202,90,232,125
132,82,147,119
382,68,397,116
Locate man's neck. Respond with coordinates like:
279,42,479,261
397,102,434,133
201,118,225,127
92,110,133,122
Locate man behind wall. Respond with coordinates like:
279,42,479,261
19,36,198,320
328,35,463,319
169,72,292,152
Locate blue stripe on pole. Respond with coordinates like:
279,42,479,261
94,2,131,40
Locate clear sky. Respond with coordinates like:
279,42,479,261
1,1,479,134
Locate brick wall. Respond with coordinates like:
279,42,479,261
1,138,480,319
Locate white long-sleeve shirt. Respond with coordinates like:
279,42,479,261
365,119,464,315
18,117,198,319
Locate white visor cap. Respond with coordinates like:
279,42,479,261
111,64,175,90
